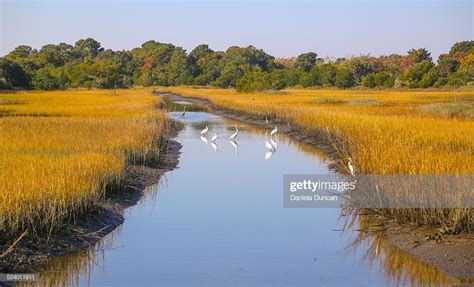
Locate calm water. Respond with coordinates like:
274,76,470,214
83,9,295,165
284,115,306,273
34,106,458,286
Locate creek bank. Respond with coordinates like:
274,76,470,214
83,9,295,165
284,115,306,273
0,126,182,274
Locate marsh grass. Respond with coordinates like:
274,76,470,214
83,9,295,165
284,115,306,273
162,87,474,232
316,98,346,104
347,98,384,106
420,102,474,119
0,88,168,241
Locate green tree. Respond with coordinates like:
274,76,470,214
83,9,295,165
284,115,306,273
269,70,287,90
401,60,434,88
31,66,67,90
320,63,337,86
335,67,355,88
6,45,36,60
350,57,374,85
361,74,376,88
449,41,474,56
0,58,30,89
419,67,438,88
407,48,432,63
299,66,321,87
212,61,243,88
236,69,271,92
74,38,103,58
294,52,318,72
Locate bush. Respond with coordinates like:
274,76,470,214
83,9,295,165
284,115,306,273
32,66,67,90
335,67,355,88
236,69,272,92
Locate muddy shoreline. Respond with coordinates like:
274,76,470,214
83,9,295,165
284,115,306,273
0,127,182,274
158,91,474,281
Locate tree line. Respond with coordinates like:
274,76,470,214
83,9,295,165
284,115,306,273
0,38,473,92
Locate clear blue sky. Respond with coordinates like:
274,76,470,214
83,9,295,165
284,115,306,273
1,0,472,59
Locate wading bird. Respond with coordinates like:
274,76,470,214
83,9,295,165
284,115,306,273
265,117,269,124
229,125,238,141
347,158,355,176
181,106,186,117
271,125,278,136
210,133,218,142
201,126,209,136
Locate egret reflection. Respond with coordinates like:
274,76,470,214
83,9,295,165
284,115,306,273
270,138,278,149
211,142,218,152
229,139,238,156
265,140,276,152
265,150,275,160
200,136,208,144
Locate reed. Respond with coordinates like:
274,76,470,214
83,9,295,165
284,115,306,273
0,88,168,241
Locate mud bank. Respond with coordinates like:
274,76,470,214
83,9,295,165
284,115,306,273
0,128,182,274
158,91,473,281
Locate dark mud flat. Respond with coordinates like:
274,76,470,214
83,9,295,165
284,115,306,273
159,91,474,281
0,131,182,274
385,222,474,279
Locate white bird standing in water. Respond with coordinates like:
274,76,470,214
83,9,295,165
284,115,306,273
181,106,186,117
265,140,276,152
265,117,269,124
210,133,218,142
229,125,238,141
200,126,209,136
271,125,278,136
347,157,355,176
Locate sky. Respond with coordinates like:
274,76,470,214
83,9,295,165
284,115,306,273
0,0,472,60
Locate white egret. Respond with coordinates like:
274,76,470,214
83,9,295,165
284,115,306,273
229,125,238,141
200,136,208,144
200,126,209,136
265,140,276,152
347,157,355,176
271,125,278,136
265,117,269,124
210,133,218,142
181,106,186,117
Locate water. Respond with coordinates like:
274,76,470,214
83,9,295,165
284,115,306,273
34,105,458,286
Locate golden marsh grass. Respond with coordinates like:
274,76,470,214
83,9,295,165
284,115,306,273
0,88,167,240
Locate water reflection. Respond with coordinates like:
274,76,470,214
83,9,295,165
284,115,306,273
346,215,473,287
229,139,238,156
265,149,275,160
270,138,278,149
210,141,218,152
200,135,208,144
